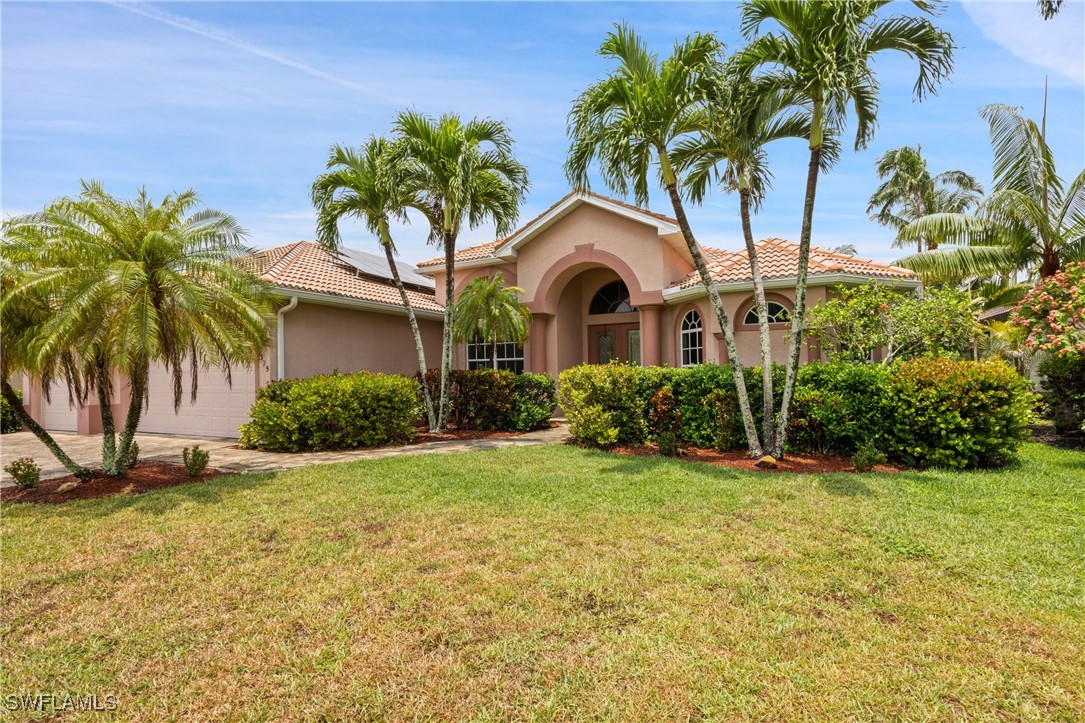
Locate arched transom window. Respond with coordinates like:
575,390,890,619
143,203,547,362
589,280,637,314
744,300,791,325
680,310,703,367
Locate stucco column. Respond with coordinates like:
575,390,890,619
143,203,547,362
529,313,552,374
639,304,663,367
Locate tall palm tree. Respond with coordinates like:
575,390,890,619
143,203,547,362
867,145,982,252
452,273,532,370
898,103,1085,283
310,137,438,431
0,255,93,480
3,181,273,476
738,0,956,458
566,23,769,458
391,111,529,432
673,65,834,457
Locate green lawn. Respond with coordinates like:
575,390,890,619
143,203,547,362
2,443,1083,720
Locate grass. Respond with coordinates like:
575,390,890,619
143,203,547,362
2,443,1083,720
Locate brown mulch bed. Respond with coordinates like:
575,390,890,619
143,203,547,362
1,462,226,505
604,443,902,474
1028,422,1085,452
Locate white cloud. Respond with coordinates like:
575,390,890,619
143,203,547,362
962,0,1085,84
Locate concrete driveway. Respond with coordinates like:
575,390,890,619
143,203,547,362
0,424,569,486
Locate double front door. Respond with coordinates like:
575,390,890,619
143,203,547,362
588,323,641,365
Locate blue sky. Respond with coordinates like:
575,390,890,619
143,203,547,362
3,1,1083,266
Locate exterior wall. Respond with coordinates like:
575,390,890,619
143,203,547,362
281,300,443,379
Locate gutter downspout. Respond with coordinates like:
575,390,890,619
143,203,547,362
277,296,298,380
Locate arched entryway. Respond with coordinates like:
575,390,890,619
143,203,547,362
525,245,664,374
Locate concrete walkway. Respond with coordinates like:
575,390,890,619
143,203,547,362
0,423,570,486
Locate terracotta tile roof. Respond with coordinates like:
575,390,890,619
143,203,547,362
672,238,917,290
416,189,678,268
249,241,443,313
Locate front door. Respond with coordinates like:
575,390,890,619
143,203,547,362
588,323,641,365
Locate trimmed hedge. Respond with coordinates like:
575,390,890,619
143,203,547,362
560,360,1037,469
239,372,418,452
420,369,557,432
1037,354,1085,434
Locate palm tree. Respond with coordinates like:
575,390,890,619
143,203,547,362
452,273,532,370
310,137,438,431
898,103,1085,283
1038,0,1064,19
738,0,956,458
672,64,832,457
0,255,93,480
866,145,982,252
566,23,769,458
3,181,273,476
391,111,529,432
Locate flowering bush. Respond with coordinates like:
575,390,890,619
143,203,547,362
1011,262,1085,357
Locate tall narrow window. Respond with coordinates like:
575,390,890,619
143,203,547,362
680,310,703,367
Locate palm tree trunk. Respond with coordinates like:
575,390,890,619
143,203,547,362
1,380,92,481
437,229,457,432
492,335,498,371
659,154,763,457
95,361,118,473
773,142,823,459
381,240,437,431
110,363,148,477
739,187,777,456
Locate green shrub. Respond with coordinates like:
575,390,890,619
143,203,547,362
702,387,739,452
452,369,516,431
1,387,23,434
673,364,784,449
851,440,887,472
511,373,557,431
4,457,41,488
566,398,620,448
886,358,1036,469
239,371,419,452
182,445,210,477
792,363,892,455
1037,354,1085,434
125,441,140,470
559,363,647,443
648,386,682,457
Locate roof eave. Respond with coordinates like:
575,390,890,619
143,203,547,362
662,273,921,303
269,286,445,320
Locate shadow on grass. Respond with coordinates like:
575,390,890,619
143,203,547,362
2,470,282,521
817,474,875,497
587,448,744,481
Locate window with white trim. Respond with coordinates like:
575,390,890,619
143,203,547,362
467,339,524,374
743,300,791,325
680,310,703,367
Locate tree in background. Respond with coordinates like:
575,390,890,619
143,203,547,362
392,112,529,432
898,102,1085,284
311,137,438,431
1011,261,1085,357
737,0,956,458
453,274,532,371
2,181,272,477
565,23,770,458
866,145,982,253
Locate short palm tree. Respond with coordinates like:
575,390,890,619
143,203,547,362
673,64,833,456
898,103,1085,283
738,0,956,457
867,145,982,252
392,111,529,432
3,181,273,476
310,137,438,431
566,23,769,458
452,274,532,370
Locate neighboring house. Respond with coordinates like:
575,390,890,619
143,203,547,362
20,241,443,438
417,190,918,374
20,190,917,438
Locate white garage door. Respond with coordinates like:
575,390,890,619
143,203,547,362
41,391,79,432
141,363,257,438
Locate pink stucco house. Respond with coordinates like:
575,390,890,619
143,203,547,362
20,190,916,438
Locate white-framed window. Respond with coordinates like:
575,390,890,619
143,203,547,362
467,340,525,374
744,300,791,325
680,310,703,367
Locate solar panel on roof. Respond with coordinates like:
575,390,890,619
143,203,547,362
336,247,434,289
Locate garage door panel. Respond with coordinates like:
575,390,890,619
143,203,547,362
141,363,256,438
